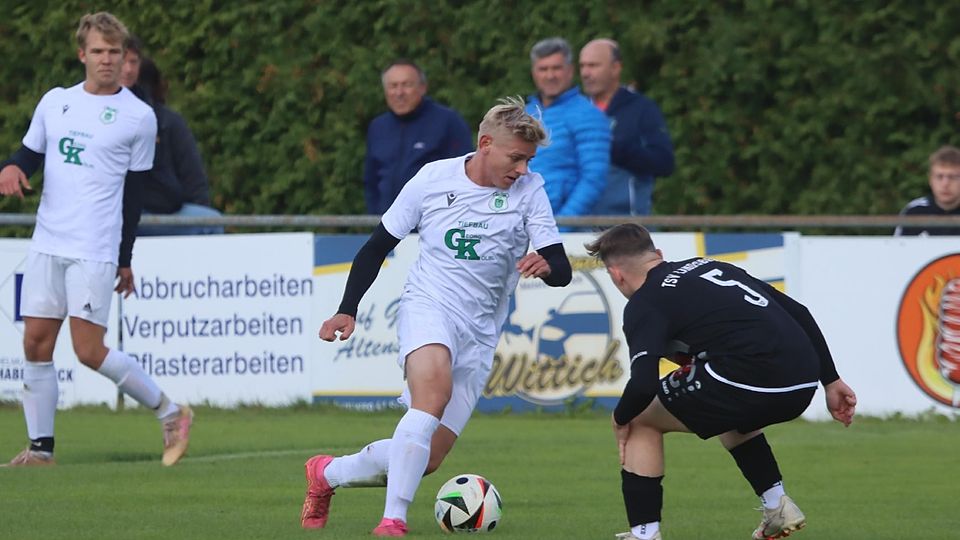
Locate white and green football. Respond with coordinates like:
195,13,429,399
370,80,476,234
434,473,502,533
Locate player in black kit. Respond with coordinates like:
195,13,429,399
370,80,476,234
585,224,857,540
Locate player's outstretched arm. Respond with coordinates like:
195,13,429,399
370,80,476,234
517,252,551,278
319,313,356,342
824,378,857,427
317,223,400,342
520,242,571,286
0,146,43,196
115,267,136,298
0,164,31,198
0,144,43,198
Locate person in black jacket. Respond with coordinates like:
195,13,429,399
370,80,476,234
123,38,222,235
895,145,960,236
585,224,857,540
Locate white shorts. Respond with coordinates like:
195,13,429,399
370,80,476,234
396,296,494,436
19,251,116,328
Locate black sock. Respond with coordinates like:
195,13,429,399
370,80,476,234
30,437,54,454
621,469,663,526
729,433,781,496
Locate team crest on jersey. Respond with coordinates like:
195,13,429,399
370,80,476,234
896,253,960,408
99,107,117,124
489,192,508,212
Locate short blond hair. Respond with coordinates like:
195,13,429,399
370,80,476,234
76,12,129,50
478,96,549,146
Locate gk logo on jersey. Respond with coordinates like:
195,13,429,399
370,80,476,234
58,137,84,165
444,228,481,260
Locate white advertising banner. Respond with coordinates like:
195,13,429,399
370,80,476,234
122,233,316,406
788,236,960,418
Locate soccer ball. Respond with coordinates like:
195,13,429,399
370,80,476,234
434,473,502,533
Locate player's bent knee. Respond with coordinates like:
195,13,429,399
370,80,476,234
411,391,452,416
72,343,107,368
22,320,60,360
23,336,54,360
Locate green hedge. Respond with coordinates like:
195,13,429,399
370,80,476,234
1,0,958,218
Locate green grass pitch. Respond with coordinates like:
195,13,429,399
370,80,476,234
1,404,957,539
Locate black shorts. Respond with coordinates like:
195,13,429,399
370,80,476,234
659,361,817,439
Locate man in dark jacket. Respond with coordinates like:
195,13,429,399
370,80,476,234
580,39,675,216
363,60,473,214
895,145,960,236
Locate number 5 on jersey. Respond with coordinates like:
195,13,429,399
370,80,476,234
699,268,769,307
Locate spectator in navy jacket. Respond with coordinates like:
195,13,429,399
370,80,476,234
525,37,610,218
580,38,674,216
363,60,473,214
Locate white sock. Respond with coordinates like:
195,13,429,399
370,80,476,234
154,394,180,421
22,361,58,440
761,481,786,509
631,521,660,539
98,349,177,418
383,408,439,521
325,439,391,488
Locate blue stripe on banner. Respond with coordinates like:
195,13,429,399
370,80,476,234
313,235,368,266
312,395,404,411
702,233,783,254
475,396,620,413
312,395,621,413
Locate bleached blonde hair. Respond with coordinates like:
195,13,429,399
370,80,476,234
478,96,549,147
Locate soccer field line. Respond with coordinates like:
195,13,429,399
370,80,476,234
183,446,356,463
0,447,358,468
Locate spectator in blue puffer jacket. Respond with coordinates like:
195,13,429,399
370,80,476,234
364,59,473,214
580,39,675,216
525,37,610,217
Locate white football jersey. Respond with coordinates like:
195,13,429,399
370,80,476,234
22,83,157,264
382,154,561,346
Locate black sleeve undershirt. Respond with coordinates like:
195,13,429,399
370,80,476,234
0,145,44,178
614,373,656,426
759,281,840,385
119,170,148,267
336,223,402,317
612,298,665,426
536,242,572,287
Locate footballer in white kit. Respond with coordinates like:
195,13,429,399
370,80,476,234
305,98,572,537
0,12,192,468
20,82,155,324
386,154,562,434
